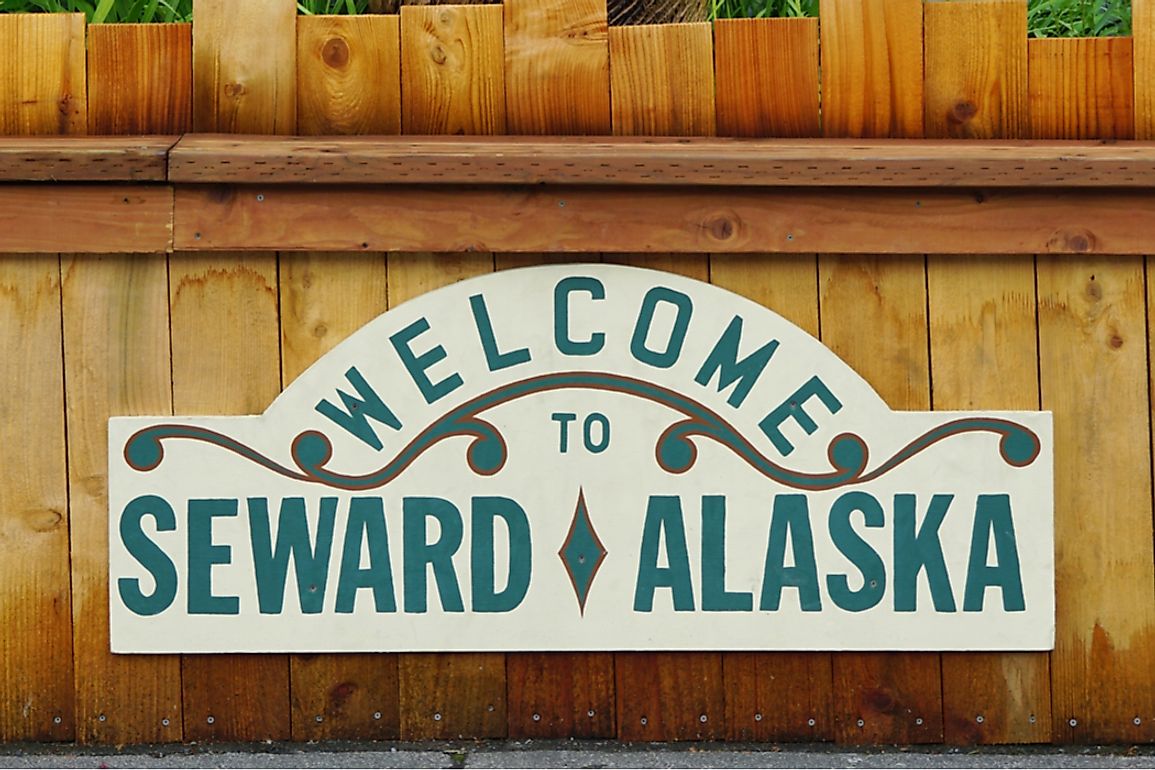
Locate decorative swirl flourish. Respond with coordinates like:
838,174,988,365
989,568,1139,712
125,371,1041,492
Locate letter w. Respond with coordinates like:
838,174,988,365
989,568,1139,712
315,367,402,451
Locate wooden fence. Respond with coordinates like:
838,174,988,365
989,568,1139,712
1,0,1155,749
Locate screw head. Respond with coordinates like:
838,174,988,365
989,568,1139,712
1135,717,1143,726
532,713,541,722
256,194,265,202
1069,718,1078,727
587,710,595,718
640,716,648,726
373,711,382,720
162,718,170,727
976,715,985,724
1029,714,1037,724
206,715,215,725
314,715,323,723
98,714,107,723
808,718,816,727
699,714,707,723
754,713,763,722
53,716,62,725
856,719,865,728
433,712,442,722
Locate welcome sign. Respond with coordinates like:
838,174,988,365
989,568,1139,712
109,265,1054,653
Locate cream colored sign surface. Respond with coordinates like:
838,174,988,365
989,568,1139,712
109,265,1054,653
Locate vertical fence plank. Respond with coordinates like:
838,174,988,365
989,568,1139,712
87,24,192,134
62,254,183,745
401,5,505,135
499,0,614,738
927,256,1052,745
1038,257,1155,743
193,0,296,133
819,255,943,745
298,16,401,136
711,255,830,742
609,23,715,136
714,18,819,138
170,252,290,741
186,0,295,741
924,0,1027,140
0,14,86,135
1028,37,1134,140
389,254,506,741
602,254,723,742
504,0,610,134
280,253,395,741
818,0,922,138
923,2,1046,744
1136,0,1155,139
0,255,74,742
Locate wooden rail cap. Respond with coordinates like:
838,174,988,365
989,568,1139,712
169,135,1155,188
0,136,178,182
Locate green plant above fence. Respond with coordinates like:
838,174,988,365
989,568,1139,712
0,0,191,22
1027,0,1131,37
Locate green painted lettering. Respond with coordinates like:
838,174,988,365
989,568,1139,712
187,499,239,615
633,496,695,611
827,492,886,612
118,495,178,617
894,494,956,612
760,495,821,611
471,497,532,612
248,497,336,615
964,494,1026,612
403,497,465,613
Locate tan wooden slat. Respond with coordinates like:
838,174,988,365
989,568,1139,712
192,0,296,133
0,137,173,182
87,24,192,135
0,14,86,136
279,252,398,740
928,255,1052,745
925,0,1027,140
1135,0,1155,139
819,0,922,138
820,255,942,745
388,253,506,741
1039,256,1155,743
61,254,183,744
714,18,819,138
494,248,616,740
503,0,610,134
1028,37,1134,140
298,16,401,136
169,136,1155,188
173,185,1155,256
0,186,171,254
602,254,723,743
711,252,829,742
608,23,715,137
0,255,74,742
400,5,506,135
169,252,290,741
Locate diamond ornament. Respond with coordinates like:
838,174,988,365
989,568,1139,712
558,489,608,615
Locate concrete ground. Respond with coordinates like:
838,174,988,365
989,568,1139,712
1,741,1155,769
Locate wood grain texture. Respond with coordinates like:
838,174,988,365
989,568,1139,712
386,252,504,740
711,252,828,742
820,255,942,745
928,255,1052,745
87,24,192,134
168,135,1155,188
1137,0,1155,139
1028,37,1134,140
609,23,715,137
819,0,922,138
174,184,1155,256
924,0,1028,140
169,251,290,741
604,254,721,743
492,253,615,740
0,137,174,182
279,252,397,740
61,254,183,745
1039,256,1155,743
0,14,86,135
0,255,74,742
0,186,171,254
504,0,611,134
401,5,505,135
192,0,296,133
714,18,819,138
298,16,401,136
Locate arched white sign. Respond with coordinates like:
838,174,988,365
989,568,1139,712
109,265,1053,653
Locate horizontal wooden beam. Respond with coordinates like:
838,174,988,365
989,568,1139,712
174,184,1152,255
0,136,177,182
169,135,1155,187
0,185,173,253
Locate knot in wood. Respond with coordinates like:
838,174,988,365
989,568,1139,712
949,100,979,124
28,508,63,533
224,82,247,98
1049,228,1097,254
430,43,448,65
705,215,736,241
863,687,897,714
323,37,351,69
